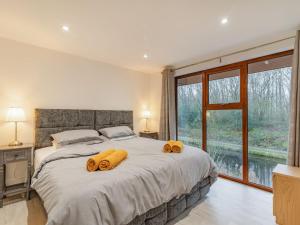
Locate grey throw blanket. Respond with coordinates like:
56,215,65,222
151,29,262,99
32,137,217,225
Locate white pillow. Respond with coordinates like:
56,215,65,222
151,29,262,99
51,129,102,147
99,126,135,139
111,134,137,141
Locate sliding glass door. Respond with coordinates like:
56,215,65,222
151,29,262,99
176,50,293,190
207,109,243,179
247,54,292,187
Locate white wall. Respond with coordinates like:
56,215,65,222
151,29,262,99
0,37,158,145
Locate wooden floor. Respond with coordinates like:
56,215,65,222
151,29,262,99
0,178,277,225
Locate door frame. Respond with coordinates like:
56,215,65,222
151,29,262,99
175,50,293,192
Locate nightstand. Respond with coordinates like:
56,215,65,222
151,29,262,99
139,131,159,140
0,144,33,207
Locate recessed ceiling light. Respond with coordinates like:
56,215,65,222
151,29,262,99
221,18,228,25
62,25,69,32
143,54,148,59
264,60,269,65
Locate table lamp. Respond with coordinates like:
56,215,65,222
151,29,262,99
6,107,26,146
142,110,151,132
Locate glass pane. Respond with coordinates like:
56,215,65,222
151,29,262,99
207,110,242,179
248,54,292,187
209,69,240,104
177,74,202,148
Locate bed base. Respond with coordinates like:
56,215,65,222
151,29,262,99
127,176,216,225
33,175,215,225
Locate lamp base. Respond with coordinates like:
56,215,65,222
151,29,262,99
8,140,23,146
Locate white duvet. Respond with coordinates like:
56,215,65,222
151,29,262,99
32,137,217,225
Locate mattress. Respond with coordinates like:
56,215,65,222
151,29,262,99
32,137,217,225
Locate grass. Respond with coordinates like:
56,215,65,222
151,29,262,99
178,126,288,160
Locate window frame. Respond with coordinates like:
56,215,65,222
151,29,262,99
175,50,293,192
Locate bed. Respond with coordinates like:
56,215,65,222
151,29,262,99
32,109,217,225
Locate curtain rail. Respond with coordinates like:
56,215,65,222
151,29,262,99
175,36,295,71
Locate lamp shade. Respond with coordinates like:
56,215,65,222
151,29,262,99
142,110,151,119
6,107,26,122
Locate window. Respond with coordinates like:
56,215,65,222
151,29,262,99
209,69,240,104
176,50,293,191
177,74,203,148
248,54,292,187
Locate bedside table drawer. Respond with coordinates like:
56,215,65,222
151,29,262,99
4,150,27,162
139,132,159,140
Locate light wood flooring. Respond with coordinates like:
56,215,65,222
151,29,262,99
0,178,277,225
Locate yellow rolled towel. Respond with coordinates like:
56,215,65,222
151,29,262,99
163,140,184,153
171,141,184,153
163,140,176,153
86,149,116,172
99,150,128,171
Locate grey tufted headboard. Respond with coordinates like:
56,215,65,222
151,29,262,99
35,109,133,149
95,110,133,131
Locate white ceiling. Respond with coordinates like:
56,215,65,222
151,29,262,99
0,0,299,74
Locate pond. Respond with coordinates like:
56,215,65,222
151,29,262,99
178,136,287,187
209,149,286,187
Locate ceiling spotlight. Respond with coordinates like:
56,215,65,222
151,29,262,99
264,60,269,65
62,25,69,32
221,18,228,25
143,54,148,59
